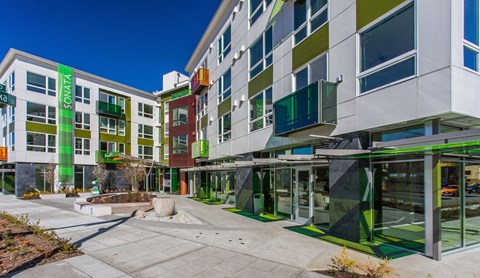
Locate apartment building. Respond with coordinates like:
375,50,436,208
184,0,480,259
0,49,159,196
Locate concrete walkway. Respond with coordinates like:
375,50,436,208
0,195,478,278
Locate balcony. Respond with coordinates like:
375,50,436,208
192,140,209,159
96,101,122,117
274,80,337,135
0,147,7,161
191,68,209,95
95,150,124,164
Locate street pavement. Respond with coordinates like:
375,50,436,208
0,194,479,277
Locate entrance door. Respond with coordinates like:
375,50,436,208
295,167,311,223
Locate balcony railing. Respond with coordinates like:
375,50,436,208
95,150,124,164
96,101,122,117
192,140,209,159
191,68,209,95
0,147,7,161
273,80,337,135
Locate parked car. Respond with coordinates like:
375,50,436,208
442,185,459,196
466,184,480,194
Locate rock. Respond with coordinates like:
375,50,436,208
153,197,175,217
133,209,146,218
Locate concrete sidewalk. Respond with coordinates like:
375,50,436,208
0,195,478,277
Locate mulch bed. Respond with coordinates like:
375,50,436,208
0,214,82,275
89,192,154,204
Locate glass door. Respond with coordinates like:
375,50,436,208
465,162,480,246
441,161,462,251
295,167,311,223
275,168,293,218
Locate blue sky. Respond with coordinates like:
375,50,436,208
0,0,221,92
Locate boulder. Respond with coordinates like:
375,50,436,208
153,197,175,217
133,209,147,218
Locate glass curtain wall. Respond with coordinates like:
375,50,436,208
313,166,329,226
373,160,425,252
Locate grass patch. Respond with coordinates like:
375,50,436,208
188,197,225,205
285,225,415,259
223,208,287,222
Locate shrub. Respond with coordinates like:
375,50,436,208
329,246,358,275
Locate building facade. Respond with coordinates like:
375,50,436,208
0,49,160,196
184,0,480,259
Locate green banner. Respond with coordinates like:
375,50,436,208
58,64,74,184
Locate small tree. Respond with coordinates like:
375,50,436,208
43,159,56,192
92,163,108,190
118,162,146,192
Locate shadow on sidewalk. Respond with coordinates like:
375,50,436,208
72,217,130,248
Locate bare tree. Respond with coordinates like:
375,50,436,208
118,162,146,192
92,163,108,190
43,158,56,192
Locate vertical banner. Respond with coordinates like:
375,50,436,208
58,64,74,184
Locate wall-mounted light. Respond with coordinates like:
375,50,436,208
209,43,214,50
240,45,246,54
233,99,239,108
209,116,214,124
240,95,246,103
232,6,238,17
336,74,343,84
233,52,239,62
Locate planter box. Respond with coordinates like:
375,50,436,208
40,193,67,199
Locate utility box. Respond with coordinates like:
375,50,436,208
253,193,264,215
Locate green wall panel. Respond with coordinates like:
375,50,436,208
217,97,231,118
248,65,273,98
99,133,128,144
74,129,91,139
138,138,154,147
356,0,406,30
26,122,57,135
292,23,329,71
200,114,208,129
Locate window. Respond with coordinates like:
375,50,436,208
75,85,91,104
197,92,208,119
173,106,188,126
164,144,169,160
8,72,14,93
118,120,126,136
118,143,125,154
294,53,328,91
118,97,126,114
9,132,14,151
358,3,415,93
294,0,328,45
138,145,153,160
138,103,153,118
100,117,116,134
464,0,480,71
249,26,273,79
138,124,153,139
8,106,14,123
27,132,55,153
218,68,232,103
218,25,232,64
27,102,56,125
250,0,273,26
100,141,116,152
218,113,232,143
164,102,169,138
27,72,56,96
173,134,188,154
75,112,90,130
249,87,273,132
75,138,90,155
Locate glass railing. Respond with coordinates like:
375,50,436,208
192,140,209,159
95,150,123,164
96,101,122,117
274,80,336,135
0,147,7,161
191,68,210,95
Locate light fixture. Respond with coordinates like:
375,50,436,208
233,99,239,107
209,116,214,124
240,44,246,54
233,6,238,16
210,80,215,85
233,52,239,61
209,43,214,50
240,95,246,102
336,75,343,84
